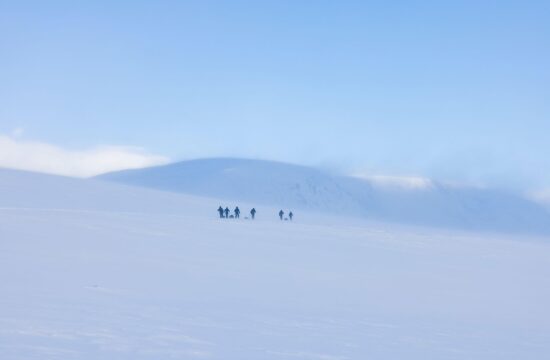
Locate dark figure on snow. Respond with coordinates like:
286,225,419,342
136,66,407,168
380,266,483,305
217,206,224,219
224,207,230,219
250,208,256,220
279,210,284,220
234,207,241,219
289,211,293,221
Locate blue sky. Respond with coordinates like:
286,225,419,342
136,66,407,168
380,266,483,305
1,1,549,191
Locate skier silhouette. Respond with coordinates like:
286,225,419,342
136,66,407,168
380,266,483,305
217,206,224,219
289,211,293,221
250,208,256,220
279,210,284,220
234,207,241,219
224,207,230,219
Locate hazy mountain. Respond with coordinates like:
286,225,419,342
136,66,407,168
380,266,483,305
96,158,550,234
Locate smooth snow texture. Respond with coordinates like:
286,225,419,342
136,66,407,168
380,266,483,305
97,158,550,234
1,168,550,359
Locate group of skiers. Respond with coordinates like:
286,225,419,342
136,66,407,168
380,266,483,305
279,209,293,221
217,206,293,221
217,206,256,219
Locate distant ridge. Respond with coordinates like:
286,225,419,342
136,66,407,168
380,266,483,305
96,158,550,234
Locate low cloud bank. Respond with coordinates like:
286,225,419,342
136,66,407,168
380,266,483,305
0,135,170,178
353,173,434,190
528,188,550,207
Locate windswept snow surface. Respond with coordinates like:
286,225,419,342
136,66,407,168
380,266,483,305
1,169,550,359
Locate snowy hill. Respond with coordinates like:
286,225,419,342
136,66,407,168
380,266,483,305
0,167,220,214
97,158,550,234
1,167,550,359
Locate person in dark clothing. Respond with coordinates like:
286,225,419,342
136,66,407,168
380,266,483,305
217,206,224,219
224,207,230,219
279,210,284,220
250,208,256,220
234,207,240,219
289,211,293,221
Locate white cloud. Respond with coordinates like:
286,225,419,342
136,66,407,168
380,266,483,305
11,128,25,138
353,174,434,190
0,134,170,178
527,188,550,206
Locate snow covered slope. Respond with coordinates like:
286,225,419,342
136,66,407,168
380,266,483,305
0,168,220,214
1,168,550,359
97,158,550,234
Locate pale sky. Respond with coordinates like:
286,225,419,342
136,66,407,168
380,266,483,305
1,1,549,192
